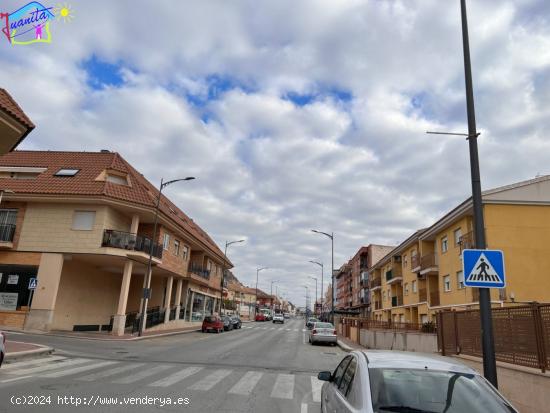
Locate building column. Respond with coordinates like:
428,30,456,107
112,260,133,336
130,214,140,234
187,291,194,321
24,253,64,331
174,279,183,320
164,276,174,323
202,295,207,318
140,267,153,329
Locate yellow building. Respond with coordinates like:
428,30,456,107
371,175,550,324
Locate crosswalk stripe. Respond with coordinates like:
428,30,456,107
9,358,91,375
42,361,118,378
77,363,145,382
294,329,299,332
111,364,171,384
189,369,232,391
228,371,263,395
271,374,295,399
149,366,203,387
2,356,66,371
311,376,323,402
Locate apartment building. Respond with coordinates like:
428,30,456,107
371,175,550,324
0,150,231,335
0,89,34,154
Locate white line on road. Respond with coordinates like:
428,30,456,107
270,373,295,399
2,356,67,371
9,358,91,375
228,371,263,395
112,364,171,384
77,363,146,381
0,375,34,383
149,366,203,387
42,361,118,378
311,376,323,402
301,403,308,413
189,369,232,391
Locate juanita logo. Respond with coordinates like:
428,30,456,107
1,2,74,45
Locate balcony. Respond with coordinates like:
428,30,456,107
189,262,211,279
391,296,403,307
419,287,427,302
411,254,421,271
420,253,438,275
385,269,403,285
459,231,475,251
370,277,381,290
102,230,162,259
0,224,16,247
429,291,440,306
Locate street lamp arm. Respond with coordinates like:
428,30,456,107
162,177,196,188
311,229,333,239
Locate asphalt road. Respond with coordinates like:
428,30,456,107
0,318,345,413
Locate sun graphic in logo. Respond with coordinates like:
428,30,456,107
54,3,75,23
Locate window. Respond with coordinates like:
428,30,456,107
174,240,180,256
163,233,170,250
182,245,189,260
457,270,464,289
338,357,357,398
412,280,417,293
332,356,352,388
402,254,407,268
72,211,95,230
441,236,448,253
0,209,17,241
106,174,128,185
404,283,409,295
444,275,451,292
54,168,79,177
454,228,462,246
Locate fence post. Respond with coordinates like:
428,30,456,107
438,312,446,356
531,302,547,373
454,311,460,354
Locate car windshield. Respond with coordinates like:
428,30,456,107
314,323,333,329
368,368,517,413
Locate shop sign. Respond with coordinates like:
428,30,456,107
0,292,18,310
7,274,19,285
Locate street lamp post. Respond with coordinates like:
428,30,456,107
302,285,309,316
312,230,334,322
220,239,245,315
308,276,318,316
255,267,268,316
309,261,323,317
138,177,195,336
270,280,278,313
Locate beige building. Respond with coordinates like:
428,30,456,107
0,150,231,335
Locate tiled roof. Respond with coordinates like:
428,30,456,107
0,88,34,129
0,150,226,262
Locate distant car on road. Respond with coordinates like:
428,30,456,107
283,312,290,319
202,316,224,333
230,315,242,329
306,317,318,329
222,316,234,331
318,350,518,413
272,313,284,324
0,331,5,367
309,322,337,345
255,313,267,322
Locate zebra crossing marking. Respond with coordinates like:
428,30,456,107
311,376,323,402
271,374,295,399
9,358,91,376
228,371,263,395
189,369,232,391
149,366,203,387
78,363,146,382
111,364,171,384
2,356,67,371
42,361,118,378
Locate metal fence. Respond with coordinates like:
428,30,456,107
335,316,436,343
437,303,550,372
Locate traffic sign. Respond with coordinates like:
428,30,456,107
463,249,505,288
28,277,37,290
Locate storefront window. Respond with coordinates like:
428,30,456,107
0,265,37,311
205,296,214,316
191,293,205,322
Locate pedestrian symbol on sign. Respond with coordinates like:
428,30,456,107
463,249,505,288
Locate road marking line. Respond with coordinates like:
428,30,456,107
112,365,171,384
270,373,295,399
0,375,34,383
228,371,263,395
42,361,118,378
149,366,203,387
311,376,323,402
189,369,232,391
301,402,308,413
2,356,66,370
78,363,145,381
285,328,291,331
9,358,91,375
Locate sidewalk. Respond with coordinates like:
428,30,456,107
337,335,363,352
5,340,54,361
45,325,202,341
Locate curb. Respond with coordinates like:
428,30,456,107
5,346,54,362
336,339,355,352
3,328,201,342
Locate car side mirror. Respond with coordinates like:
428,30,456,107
318,371,332,382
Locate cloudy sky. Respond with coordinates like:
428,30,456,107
1,0,550,307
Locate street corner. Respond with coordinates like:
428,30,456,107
4,340,54,362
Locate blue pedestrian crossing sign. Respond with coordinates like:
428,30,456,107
28,277,37,290
463,249,505,288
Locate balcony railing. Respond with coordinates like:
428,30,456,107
102,230,163,259
0,224,16,242
411,254,420,270
429,291,440,306
189,262,211,279
370,277,381,289
391,296,403,307
420,253,438,270
419,287,427,302
459,231,475,251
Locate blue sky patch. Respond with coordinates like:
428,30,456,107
283,87,353,107
81,55,124,90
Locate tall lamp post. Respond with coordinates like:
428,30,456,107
255,267,268,316
302,285,309,316
220,239,245,315
309,260,323,315
308,276,318,316
312,230,334,322
138,177,195,336
270,280,278,313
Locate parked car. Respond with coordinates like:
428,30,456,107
222,315,234,331
318,350,518,413
306,317,318,329
202,315,224,333
230,315,242,329
309,322,337,345
0,331,5,367
272,313,284,324
255,313,267,322
283,312,290,319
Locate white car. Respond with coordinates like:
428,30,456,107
272,313,284,324
309,322,337,345
0,331,5,367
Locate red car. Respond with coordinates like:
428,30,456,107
255,313,266,322
202,315,224,333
